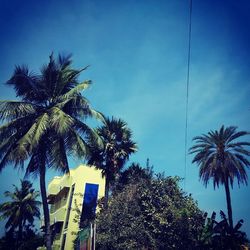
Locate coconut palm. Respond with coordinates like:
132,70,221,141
0,53,103,249
0,179,40,244
189,125,250,229
88,117,137,209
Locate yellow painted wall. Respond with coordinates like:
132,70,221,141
48,165,105,250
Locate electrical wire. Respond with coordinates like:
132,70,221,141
184,0,193,191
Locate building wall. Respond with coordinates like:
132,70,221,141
47,165,105,250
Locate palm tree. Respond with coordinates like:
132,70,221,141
0,179,40,244
189,125,250,229
0,53,103,249
88,117,137,209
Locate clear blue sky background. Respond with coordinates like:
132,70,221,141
0,0,249,237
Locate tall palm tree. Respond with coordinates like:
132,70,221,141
0,53,103,249
0,179,40,243
88,117,137,209
189,125,250,229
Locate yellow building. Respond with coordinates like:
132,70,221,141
42,165,105,250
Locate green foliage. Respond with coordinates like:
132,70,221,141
88,117,138,181
0,53,103,249
189,125,250,189
0,180,42,249
189,125,250,229
0,53,103,175
88,117,137,208
0,225,44,250
212,211,249,250
96,165,204,249
197,211,249,250
0,179,40,235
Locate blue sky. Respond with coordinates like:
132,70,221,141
0,0,250,237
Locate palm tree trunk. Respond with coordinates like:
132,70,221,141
104,177,109,210
224,177,233,229
40,165,52,250
17,220,23,248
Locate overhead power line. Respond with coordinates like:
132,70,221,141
184,0,193,191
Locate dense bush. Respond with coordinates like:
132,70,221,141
96,166,204,249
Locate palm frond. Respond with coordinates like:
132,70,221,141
6,65,41,101
57,53,72,70
49,107,74,135
62,80,91,99
232,147,250,156
25,152,41,178
49,137,69,173
234,219,244,232
18,112,49,149
72,118,103,148
227,130,249,144
190,125,250,190
0,101,38,121
0,145,25,172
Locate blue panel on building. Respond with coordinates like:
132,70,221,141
80,183,99,225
